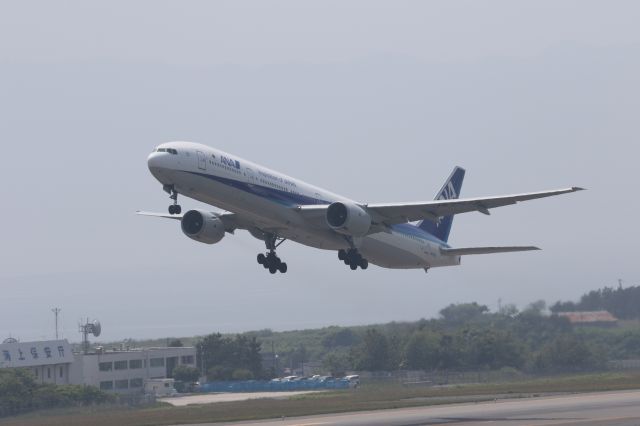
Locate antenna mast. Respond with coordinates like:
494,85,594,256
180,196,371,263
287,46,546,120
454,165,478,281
52,307,61,339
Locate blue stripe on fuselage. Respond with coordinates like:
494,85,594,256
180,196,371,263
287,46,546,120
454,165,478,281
185,170,331,206
184,170,449,247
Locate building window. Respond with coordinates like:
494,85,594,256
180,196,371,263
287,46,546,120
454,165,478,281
100,381,113,390
130,378,143,388
47,368,51,379
34,368,38,378
129,359,142,369
114,360,128,370
115,379,129,389
181,355,194,365
150,357,165,367
59,367,63,378
99,362,113,372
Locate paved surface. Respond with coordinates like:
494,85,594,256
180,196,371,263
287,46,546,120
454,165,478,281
209,389,640,426
160,391,323,406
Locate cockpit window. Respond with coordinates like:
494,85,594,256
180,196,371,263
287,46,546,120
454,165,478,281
156,148,178,154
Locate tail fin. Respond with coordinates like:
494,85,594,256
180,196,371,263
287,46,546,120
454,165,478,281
417,166,465,242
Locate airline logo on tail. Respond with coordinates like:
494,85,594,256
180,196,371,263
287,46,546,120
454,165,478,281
439,182,458,200
417,166,465,243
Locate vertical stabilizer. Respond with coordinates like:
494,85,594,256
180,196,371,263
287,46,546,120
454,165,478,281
417,167,465,242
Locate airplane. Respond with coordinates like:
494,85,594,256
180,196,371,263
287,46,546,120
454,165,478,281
139,141,583,274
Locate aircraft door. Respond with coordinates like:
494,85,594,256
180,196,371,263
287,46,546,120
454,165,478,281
246,168,256,184
196,150,207,170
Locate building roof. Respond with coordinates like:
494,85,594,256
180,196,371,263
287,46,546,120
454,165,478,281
556,310,618,324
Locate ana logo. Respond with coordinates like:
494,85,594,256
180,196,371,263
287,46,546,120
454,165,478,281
438,182,458,200
221,156,241,169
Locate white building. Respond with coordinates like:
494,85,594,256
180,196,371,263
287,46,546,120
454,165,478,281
0,338,197,394
69,346,196,394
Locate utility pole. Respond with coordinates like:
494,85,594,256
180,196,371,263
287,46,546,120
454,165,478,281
52,308,61,339
618,279,623,290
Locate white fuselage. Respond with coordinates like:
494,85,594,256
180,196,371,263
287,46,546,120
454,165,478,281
147,141,460,270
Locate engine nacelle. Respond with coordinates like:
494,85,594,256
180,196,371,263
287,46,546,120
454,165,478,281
181,210,225,244
326,202,371,237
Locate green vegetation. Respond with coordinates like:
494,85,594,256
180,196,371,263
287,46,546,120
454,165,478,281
172,365,199,384
0,369,113,418
197,334,264,380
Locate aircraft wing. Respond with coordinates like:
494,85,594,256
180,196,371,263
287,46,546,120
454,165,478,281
136,211,241,231
136,211,184,220
440,246,540,256
365,187,584,226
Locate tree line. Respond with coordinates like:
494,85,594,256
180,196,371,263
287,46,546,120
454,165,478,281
344,305,607,374
551,284,640,319
196,333,264,381
199,298,640,379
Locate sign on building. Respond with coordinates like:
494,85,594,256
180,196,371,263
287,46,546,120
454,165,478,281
0,340,74,368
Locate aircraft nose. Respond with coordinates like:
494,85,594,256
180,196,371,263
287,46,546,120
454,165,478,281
147,152,162,170
147,151,173,181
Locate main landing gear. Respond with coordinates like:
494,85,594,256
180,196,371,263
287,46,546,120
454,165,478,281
338,249,368,270
164,184,182,215
257,235,288,274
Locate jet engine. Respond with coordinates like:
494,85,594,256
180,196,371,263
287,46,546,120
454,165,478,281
326,201,371,237
181,210,225,244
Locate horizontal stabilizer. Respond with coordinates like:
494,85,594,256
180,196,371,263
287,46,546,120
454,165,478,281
440,246,540,256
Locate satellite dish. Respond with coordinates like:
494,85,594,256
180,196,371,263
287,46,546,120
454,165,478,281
79,319,103,353
91,320,101,337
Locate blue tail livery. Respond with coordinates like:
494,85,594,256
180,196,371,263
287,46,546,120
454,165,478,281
417,166,466,242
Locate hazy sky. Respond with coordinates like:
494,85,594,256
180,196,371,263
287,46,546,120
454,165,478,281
1,1,638,342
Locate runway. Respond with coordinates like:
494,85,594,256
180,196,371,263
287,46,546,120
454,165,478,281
220,389,640,426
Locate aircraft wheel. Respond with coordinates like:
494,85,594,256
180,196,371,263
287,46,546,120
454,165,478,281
175,205,181,214
338,249,346,260
350,263,358,270
359,259,368,270
168,205,176,214
257,253,266,265
279,262,288,273
269,265,277,274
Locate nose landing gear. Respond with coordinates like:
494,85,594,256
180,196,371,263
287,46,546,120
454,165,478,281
164,185,182,215
338,249,368,270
